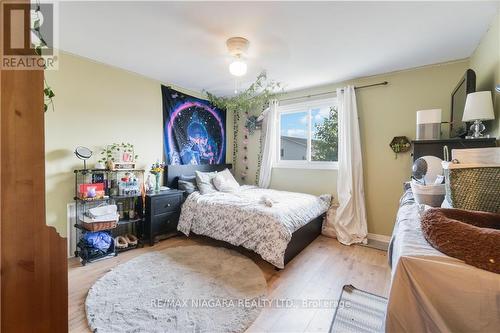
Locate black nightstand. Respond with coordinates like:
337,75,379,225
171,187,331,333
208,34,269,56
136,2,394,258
144,190,184,246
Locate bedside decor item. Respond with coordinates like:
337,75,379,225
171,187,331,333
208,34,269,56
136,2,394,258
150,161,165,193
85,246,266,333
416,109,442,140
463,91,495,138
75,146,93,170
389,136,411,159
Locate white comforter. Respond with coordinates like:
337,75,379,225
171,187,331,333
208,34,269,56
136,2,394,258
178,186,331,268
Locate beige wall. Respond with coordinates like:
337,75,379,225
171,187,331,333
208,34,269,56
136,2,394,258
469,10,500,137
45,52,208,235
239,60,469,236
49,34,497,237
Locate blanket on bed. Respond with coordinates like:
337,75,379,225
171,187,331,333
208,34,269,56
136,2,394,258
177,186,331,268
421,208,500,274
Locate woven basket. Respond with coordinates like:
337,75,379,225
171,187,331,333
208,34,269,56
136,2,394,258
81,219,118,232
443,162,500,213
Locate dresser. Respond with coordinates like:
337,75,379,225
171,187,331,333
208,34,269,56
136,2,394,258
412,138,497,161
144,190,184,246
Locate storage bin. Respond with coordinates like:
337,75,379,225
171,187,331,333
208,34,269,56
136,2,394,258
410,180,446,207
442,161,500,213
81,219,118,232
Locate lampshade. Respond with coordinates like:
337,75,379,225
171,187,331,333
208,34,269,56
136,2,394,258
463,91,495,121
416,109,442,124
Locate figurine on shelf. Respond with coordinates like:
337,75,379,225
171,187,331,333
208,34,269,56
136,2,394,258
145,174,154,194
150,161,166,193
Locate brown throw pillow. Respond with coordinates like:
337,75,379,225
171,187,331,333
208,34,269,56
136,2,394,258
421,208,500,274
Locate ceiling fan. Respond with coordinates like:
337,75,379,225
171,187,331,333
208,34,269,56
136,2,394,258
226,36,249,77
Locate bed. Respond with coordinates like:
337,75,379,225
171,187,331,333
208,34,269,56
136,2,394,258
166,164,330,268
386,186,500,332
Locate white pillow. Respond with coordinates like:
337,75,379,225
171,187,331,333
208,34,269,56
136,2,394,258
212,169,240,193
195,170,218,195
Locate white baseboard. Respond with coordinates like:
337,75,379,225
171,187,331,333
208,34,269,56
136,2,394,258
367,233,391,245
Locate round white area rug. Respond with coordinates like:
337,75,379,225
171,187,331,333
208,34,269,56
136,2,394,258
86,245,267,333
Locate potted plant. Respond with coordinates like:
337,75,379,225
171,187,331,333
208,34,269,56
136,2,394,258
98,143,139,169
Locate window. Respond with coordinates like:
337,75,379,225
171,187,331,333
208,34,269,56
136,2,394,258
277,98,338,169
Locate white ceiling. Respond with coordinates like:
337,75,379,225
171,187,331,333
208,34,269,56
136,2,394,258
59,1,499,95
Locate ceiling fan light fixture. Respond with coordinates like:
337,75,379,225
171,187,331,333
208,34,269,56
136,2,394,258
227,37,249,77
229,58,247,77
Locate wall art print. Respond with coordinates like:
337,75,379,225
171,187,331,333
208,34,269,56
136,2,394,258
162,86,226,165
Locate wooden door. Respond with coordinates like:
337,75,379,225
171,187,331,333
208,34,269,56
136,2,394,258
0,0,68,331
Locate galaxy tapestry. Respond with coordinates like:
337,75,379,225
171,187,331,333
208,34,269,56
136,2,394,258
162,86,226,165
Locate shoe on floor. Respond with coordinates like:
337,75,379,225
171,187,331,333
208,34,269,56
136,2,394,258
115,236,128,249
124,234,138,246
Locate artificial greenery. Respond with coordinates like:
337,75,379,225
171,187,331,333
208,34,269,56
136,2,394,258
32,2,55,112
98,143,139,165
389,136,411,159
206,71,282,116
206,71,283,170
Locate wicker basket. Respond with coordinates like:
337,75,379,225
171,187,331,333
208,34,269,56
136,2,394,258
443,162,500,213
81,219,118,232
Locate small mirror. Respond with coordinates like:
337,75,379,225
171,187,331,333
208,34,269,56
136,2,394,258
75,146,92,169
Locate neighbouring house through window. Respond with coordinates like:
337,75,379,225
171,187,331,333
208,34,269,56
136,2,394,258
277,97,338,169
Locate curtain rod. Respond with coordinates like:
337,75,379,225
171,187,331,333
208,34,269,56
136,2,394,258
280,81,389,102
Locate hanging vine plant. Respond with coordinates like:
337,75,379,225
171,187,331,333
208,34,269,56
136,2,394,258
32,1,55,112
206,71,283,182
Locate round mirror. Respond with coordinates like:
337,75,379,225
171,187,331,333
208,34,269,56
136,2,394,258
75,146,92,160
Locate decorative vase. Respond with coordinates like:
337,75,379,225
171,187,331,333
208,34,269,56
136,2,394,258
154,173,161,192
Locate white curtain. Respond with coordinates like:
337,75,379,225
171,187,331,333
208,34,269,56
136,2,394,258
258,99,279,188
325,86,368,245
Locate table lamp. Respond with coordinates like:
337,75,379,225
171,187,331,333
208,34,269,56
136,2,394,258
463,91,495,138
416,109,442,140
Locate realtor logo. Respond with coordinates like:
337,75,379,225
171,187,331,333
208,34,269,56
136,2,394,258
1,0,58,70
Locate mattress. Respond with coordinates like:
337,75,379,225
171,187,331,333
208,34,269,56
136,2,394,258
177,185,330,268
386,188,500,332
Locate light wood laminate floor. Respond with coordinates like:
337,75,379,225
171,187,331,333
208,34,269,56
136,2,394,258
69,235,391,332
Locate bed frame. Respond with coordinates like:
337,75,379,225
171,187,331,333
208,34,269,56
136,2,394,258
166,164,324,267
